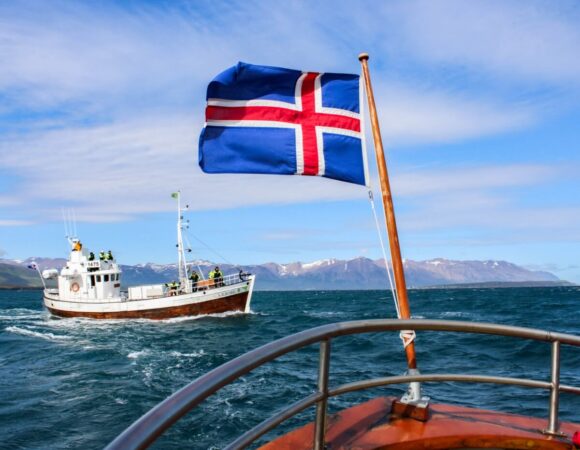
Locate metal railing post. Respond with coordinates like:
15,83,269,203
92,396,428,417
544,340,562,435
314,339,331,450
105,320,580,450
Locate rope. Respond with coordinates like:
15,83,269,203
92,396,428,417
367,189,400,318
189,234,246,273
182,234,206,280
368,188,416,349
400,330,416,348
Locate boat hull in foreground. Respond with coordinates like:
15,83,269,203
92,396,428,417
261,396,577,449
43,277,255,320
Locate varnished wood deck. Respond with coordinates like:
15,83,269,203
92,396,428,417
260,397,578,449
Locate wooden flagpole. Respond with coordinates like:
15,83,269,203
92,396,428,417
359,53,417,371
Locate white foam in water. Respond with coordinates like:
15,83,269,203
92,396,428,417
127,349,150,359
305,310,346,318
45,317,133,329
441,311,469,318
158,310,253,323
5,325,73,341
169,349,205,358
0,308,45,321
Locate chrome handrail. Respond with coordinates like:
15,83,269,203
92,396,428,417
105,319,580,450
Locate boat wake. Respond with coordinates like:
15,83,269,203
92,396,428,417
5,325,73,342
0,308,46,321
157,309,258,323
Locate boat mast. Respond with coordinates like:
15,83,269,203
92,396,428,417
175,191,188,284
358,54,418,370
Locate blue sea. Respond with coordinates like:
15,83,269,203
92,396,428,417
1,287,579,449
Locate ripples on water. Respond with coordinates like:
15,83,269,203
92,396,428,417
0,287,579,449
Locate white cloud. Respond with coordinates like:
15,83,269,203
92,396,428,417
392,0,580,83
400,192,580,233
0,219,33,226
0,116,367,221
0,196,20,207
0,0,576,227
0,108,572,227
375,83,534,144
0,1,348,113
392,164,559,197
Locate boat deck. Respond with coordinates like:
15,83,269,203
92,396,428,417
260,396,577,449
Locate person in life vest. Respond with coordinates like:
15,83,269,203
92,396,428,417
107,250,114,261
189,270,200,292
209,266,224,287
165,281,178,296
99,251,106,261
73,240,82,251
87,252,96,272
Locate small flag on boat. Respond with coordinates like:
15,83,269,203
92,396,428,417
171,192,178,199
27,262,38,270
199,62,367,186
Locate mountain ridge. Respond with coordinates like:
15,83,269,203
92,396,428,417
0,256,567,290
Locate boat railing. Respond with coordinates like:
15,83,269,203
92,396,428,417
105,319,580,450
189,272,251,291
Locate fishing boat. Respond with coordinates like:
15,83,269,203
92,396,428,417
40,192,255,320
106,55,580,448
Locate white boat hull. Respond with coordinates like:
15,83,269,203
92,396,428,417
43,277,255,320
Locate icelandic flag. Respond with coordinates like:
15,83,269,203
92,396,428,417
27,262,38,270
199,62,368,186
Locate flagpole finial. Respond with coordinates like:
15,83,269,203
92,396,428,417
358,52,369,61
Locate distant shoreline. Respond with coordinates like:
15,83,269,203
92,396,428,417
414,281,575,289
2,281,575,292
0,286,44,291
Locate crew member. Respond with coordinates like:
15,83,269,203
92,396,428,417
238,269,249,281
73,240,82,251
99,251,106,261
86,251,96,272
189,270,200,292
165,281,178,296
107,250,114,261
209,266,224,288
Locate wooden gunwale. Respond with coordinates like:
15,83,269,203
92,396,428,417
260,396,578,449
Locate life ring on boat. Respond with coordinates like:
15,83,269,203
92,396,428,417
71,282,80,293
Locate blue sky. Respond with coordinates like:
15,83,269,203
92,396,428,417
0,0,579,282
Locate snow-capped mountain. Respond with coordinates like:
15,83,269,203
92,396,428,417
0,256,564,290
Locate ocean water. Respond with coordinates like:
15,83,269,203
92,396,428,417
0,287,579,449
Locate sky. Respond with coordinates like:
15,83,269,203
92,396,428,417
0,0,579,282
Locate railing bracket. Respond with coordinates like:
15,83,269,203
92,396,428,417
541,428,567,438
392,369,430,421
391,398,430,422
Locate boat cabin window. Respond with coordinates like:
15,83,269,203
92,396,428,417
90,275,95,287
104,274,109,282
96,275,101,282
